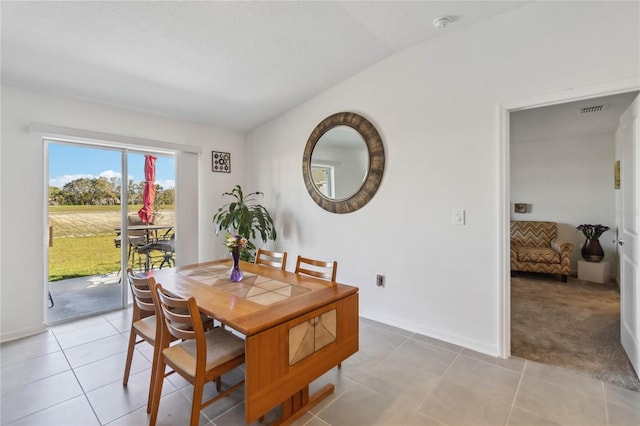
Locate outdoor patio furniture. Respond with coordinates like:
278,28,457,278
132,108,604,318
136,231,175,270
114,215,153,269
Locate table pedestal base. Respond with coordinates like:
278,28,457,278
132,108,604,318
273,383,335,426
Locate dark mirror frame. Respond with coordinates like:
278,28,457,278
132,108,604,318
303,112,385,214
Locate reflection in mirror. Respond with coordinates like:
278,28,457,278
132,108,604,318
303,112,385,214
311,126,368,200
311,165,333,197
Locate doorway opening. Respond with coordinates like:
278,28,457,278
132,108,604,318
502,87,640,390
46,141,175,324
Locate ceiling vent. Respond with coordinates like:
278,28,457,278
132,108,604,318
580,104,607,114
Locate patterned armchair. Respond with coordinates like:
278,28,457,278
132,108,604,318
510,221,574,282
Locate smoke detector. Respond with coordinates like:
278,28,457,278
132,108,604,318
433,16,451,30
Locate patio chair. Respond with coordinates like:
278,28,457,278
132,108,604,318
114,215,154,270
137,231,175,270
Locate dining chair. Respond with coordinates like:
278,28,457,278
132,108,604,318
294,256,341,368
255,248,288,270
123,268,213,413
150,283,246,426
122,269,162,413
294,255,337,282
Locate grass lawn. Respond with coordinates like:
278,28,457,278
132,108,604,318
48,205,174,281
48,235,120,281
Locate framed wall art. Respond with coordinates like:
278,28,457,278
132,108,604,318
212,151,231,173
514,203,527,213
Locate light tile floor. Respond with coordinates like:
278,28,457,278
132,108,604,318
2,308,640,426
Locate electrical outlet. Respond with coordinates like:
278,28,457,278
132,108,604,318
376,274,384,287
453,208,465,225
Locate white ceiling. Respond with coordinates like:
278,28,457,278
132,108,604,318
1,1,529,131
511,92,639,143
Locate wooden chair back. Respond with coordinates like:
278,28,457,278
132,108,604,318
151,283,245,426
255,248,288,271
127,268,156,320
124,268,163,411
294,255,337,282
155,284,210,346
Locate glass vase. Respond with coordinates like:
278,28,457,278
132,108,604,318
230,248,243,281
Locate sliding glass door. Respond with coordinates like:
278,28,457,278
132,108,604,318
46,141,175,323
125,152,176,273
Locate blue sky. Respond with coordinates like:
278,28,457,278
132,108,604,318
49,143,175,189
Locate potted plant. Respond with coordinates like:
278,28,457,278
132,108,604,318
212,185,277,261
576,224,610,262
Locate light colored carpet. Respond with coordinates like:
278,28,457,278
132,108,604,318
511,273,640,391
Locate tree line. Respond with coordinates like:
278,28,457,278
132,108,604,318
48,176,175,206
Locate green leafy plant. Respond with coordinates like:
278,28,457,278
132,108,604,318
212,185,277,261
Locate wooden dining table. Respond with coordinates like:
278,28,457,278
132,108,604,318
146,258,359,425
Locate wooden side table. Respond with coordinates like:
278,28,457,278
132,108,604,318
577,260,610,283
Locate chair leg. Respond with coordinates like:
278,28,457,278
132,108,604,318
149,357,167,426
190,378,205,426
146,340,161,413
561,274,568,283
48,291,54,308
123,328,137,386
128,245,134,269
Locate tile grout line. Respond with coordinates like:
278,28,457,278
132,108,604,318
50,327,104,425
0,335,78,424
602,381,610,426
304,368,352,421
202,395,244,425
459,350,528,375
504,359,527,425
413,349,464,422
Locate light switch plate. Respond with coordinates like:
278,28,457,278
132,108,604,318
453,209,465,225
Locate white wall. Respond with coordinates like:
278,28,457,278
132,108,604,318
510,134,616,275
0,85,245,341
245,1,640,355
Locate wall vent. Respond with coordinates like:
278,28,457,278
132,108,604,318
580,104,607,114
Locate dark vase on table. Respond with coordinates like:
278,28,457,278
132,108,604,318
582,238,604,262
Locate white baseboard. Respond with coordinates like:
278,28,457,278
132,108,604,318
1,324,48,343
359,311,499,357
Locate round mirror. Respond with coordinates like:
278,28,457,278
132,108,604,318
311,125,368,200
303,112,385,214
